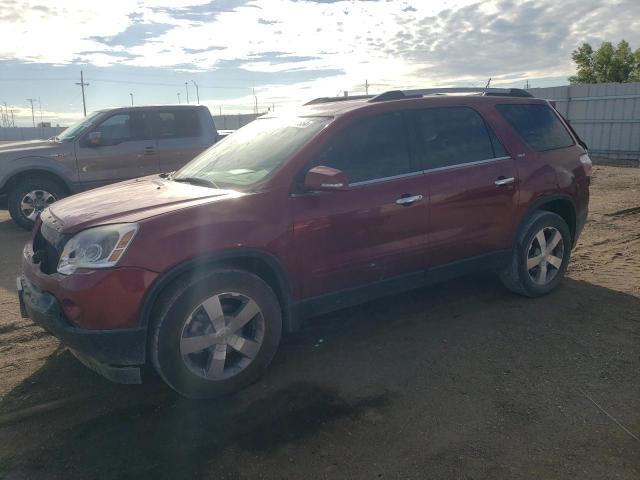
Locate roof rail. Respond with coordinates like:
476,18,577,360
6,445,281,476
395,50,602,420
368,87,533,102
304,95,374,106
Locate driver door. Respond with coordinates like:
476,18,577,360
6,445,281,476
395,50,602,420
291,111,430,299
75,110,159,189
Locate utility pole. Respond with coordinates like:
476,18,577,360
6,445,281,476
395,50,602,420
177,92,181,104
219,106,222,116
26,98,37,127
192,80,200,104
129,93,134,106
38,97,43,128
184,82,190,104
75,70,89,117
10,109,15,128
252,87,257,114
1,102,7,127
524,79,530,89
365,79,369,95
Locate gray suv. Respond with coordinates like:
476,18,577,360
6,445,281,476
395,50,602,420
0,105,221,229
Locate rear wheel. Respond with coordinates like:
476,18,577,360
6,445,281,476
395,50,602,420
500,211,571,297
150,269,282,399
8,176,66,230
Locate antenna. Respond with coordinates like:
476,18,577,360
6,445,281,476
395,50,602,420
485,77,492,90
75,70,89,117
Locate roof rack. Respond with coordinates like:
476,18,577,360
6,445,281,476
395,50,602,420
304,95,374,106
368,87,533,102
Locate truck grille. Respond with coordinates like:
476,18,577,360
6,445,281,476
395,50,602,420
33,221,68,275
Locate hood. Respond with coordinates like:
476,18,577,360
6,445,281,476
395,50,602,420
0,140,72,162
45,175,244,233
0,139,57,154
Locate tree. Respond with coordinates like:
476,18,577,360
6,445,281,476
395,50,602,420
569,40,640,84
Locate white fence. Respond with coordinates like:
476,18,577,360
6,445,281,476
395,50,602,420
0,127,65,142
528,82,640,164
211,113,263,130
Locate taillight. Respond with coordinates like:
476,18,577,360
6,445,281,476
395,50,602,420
579,153,592,178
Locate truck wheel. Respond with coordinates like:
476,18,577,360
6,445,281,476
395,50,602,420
8,177,66,230
500,211,572,297
150,269,282,399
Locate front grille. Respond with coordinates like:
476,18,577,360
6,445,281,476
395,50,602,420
33,221,68,274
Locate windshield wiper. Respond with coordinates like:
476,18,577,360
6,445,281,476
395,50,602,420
173,177,220,189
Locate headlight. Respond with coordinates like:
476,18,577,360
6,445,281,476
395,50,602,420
57,223,138,275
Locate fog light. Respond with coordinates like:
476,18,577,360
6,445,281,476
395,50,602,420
61,299,81,324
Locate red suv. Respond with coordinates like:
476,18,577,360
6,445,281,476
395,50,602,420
18,88,591,398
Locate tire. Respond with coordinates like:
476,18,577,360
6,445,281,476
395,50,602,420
150,269,282,399
500,211,572,297
8,176,67,230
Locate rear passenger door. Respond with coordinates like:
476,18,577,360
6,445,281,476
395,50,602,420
154,108,209,172
413,106,518,267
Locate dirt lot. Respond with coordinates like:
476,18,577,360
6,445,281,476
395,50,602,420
0,165,638,479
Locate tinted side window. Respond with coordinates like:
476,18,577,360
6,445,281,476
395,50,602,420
488,127,508,158
156,109,201,138
414,107,495,169
94,114,130,144
314,112,413,184
93,112,152,145
497,104,574,151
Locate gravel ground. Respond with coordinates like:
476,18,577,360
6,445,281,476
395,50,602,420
0,165,638,479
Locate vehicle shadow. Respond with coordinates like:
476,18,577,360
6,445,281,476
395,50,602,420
0,275,639,479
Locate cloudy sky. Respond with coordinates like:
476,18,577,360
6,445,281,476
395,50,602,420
1,0,639,126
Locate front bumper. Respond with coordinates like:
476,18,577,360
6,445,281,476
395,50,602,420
18,275,145,384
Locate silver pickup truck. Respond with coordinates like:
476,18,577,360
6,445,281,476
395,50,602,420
0,105,227,229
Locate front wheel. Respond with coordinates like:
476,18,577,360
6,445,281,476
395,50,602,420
150,269,282,399
500,211,572,297
8,176,66,230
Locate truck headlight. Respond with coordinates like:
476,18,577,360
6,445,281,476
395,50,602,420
57,223,138,275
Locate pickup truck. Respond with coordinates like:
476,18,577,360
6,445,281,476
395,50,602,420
0,105,228,229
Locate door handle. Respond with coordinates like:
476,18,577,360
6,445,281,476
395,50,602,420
494,176,515,186
396,194,423,206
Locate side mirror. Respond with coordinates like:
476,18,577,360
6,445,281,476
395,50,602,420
88,131,102,146
304,166,350,192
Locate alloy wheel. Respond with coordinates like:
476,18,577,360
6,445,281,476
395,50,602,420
180,292,265,380
20,189,57,220
526,226,565,285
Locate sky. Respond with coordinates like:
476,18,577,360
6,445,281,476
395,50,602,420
1,0,639,126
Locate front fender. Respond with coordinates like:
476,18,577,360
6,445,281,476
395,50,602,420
0,154,78,192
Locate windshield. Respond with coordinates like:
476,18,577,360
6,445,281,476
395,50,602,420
54,111,103,141
174,116,331,188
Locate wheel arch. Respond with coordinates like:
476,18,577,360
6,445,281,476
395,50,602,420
523,194,577,246
139,249,297,334
0,167,73,195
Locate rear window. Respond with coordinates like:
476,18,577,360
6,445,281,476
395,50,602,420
497,104,574,152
